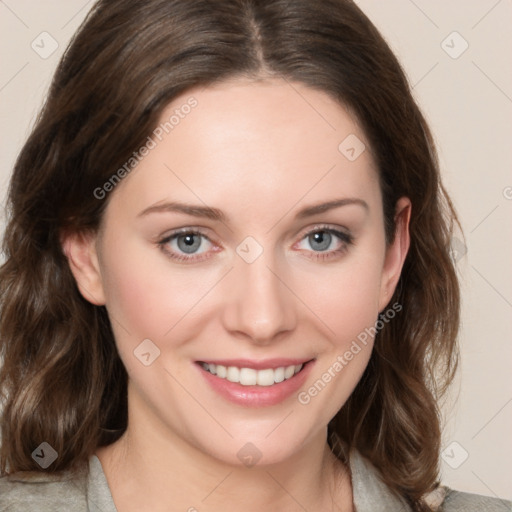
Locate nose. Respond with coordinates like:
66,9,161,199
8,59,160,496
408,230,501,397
221,251,297,345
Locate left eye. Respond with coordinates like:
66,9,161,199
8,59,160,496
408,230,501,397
297,229,346,252
168,232,212,255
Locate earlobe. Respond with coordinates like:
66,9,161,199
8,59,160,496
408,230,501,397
61,230,106,306
378,197,411,311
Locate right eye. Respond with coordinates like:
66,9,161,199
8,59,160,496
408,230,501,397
158,229,216,262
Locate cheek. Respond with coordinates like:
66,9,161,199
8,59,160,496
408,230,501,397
302,253,385,341
99,236,225,353
101,254,168,339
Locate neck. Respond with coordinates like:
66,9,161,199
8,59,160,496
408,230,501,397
96,394,353,511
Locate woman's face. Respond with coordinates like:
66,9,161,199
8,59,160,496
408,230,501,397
70,77,409,466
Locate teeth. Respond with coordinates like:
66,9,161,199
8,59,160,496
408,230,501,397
240,368,257,386
202,363,303,386
216,364,227,378
256,368,274,386
274,367,285,383
226,366,240,383
284,365,295,379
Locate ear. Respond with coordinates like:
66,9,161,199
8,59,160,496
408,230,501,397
61,230,106,306
378,197,411,311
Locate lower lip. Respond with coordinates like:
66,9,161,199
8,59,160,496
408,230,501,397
196,361,315,407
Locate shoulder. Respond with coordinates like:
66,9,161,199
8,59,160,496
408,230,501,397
440,487,512,512
0,456,116,512
348,448,511,512
0,469,88,512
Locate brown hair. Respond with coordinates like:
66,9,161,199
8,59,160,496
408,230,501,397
0,0,459,509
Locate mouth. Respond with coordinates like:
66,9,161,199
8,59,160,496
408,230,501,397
195,358,315,407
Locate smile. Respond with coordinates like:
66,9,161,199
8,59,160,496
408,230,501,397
201,362,303,386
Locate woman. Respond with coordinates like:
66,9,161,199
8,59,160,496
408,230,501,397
0,0,509,510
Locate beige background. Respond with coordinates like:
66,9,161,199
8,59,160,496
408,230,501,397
0,0,510,500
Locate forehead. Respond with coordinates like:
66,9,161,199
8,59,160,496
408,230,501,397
106,77,381,223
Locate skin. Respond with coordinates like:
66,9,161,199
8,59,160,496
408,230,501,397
64,77,410,511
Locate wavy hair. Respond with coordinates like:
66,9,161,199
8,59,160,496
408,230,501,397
0,0,459,509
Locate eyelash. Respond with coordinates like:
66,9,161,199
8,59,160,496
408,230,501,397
157,225,354,263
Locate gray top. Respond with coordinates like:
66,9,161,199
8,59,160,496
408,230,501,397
0,449,510,511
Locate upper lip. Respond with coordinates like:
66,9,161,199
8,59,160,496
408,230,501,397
197,358,314,370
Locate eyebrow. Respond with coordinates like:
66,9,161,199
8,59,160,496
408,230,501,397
138,201,227,221
295,198,368,218
138,198,368,221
